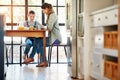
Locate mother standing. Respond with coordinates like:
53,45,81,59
36,3,62,67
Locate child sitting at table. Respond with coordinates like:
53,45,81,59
22,10,43,62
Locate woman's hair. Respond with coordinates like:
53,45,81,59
41,3,54,24
41,3,54,15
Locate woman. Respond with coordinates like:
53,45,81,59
36,3,62,67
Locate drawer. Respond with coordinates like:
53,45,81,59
111,31,118,49
93,13,104,27
111,62,118,80
93,8,118,27
104,32,112,48
104,60,112,78
102,9,118,26
104,60,118,80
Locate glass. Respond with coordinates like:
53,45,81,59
28,7,42,23
78,17,84,37
53,7,57,14
0,0,11,5
0,7,11,23
28,0,42,5
13,0,25,5
44,0,56,6
58,7,65,24
13,7,25,23
79,0,84,13
58,0,65,6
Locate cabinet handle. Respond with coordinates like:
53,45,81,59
98,18,101,21
98,38,101,40
91,62,93,65
114,14,117,18
96,64,99,67
105,16,108,19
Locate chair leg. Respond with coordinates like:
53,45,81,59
48,47,50,64
6,47,9,67
64,46,67,57
20,45,22,66
48,46,52,67
57,46,59,63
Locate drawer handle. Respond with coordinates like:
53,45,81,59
91,62,93,65
98,18,101,21
114,14,117,18
105,16,108,19
98,38,101,40
96,64,99,67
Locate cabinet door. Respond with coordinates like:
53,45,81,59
94,28,104,48
112,31,118,49
90,53,102,79
112,62,118,80
104,60,112,78
104,32,112,48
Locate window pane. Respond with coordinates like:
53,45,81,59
44,0,56,6
13,7,25,23
0,0,11,5
13,0,25,5
0,7,11,23
58,0,65,6
28,0,42,5
53,7,57,14
58,8,65,23
28,7,42,23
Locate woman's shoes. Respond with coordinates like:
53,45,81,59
22,58,34,64
36,62,48,67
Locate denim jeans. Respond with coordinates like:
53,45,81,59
24,37,34,55
29,37,49,62
24,37,40,55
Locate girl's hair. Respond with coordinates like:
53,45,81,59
41,3,54,24
29,10,35,14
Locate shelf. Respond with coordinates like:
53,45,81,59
94,48,118,57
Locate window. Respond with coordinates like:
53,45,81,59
28,0,42,5
0,0,11,5
2,0,66,63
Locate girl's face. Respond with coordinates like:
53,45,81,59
28,13,35,21
42,8,49,15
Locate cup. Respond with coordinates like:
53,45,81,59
29,26,34,30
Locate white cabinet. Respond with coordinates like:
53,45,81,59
90,52,102,79
92,5,118,27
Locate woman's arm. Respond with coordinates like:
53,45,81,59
47,13,57,31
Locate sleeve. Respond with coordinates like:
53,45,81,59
36,21,44,30
47,13,57,31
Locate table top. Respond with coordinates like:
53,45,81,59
5,30,48,37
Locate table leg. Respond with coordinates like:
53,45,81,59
43,32,46,62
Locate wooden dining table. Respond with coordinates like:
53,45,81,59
5,30,48,65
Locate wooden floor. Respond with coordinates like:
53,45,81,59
5,64,80,80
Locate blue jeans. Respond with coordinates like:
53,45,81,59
29,38,44,59
29,37,49,62
24,37,40,55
